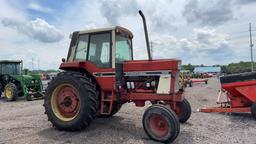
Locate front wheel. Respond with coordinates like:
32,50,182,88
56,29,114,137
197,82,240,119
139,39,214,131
44,71,98,131
4,83,18,101
143,104,180,143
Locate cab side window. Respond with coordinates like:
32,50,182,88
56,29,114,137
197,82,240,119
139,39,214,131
88,32,111,68
74,34,89,61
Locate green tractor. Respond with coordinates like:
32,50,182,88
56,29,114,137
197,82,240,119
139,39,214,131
0,60,44,101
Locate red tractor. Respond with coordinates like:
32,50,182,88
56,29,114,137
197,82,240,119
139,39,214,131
44,11,191,143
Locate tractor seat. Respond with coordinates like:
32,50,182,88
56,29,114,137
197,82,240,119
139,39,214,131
220,71,256,84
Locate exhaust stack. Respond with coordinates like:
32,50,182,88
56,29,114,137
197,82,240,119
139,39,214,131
139,10,152,61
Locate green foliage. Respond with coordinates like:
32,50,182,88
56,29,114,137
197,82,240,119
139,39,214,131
181,64,195,72
182,61,256,74
222,61,255,74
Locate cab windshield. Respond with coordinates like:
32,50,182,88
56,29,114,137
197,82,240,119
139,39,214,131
0,63,21,75
115,33,132,63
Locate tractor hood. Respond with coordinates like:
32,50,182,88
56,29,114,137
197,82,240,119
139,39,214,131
12,74,41,85
122,59,181,72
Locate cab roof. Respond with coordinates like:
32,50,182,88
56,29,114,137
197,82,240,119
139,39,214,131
78,26,133,38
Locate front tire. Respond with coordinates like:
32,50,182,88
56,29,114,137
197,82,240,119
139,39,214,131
4,83,18,101
44,71,98,131
143,104,180,143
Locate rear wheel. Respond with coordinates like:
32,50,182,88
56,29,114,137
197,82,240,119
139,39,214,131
174,99,192,123
143,104,180,143
251,103,256,120
4,83,18,101
44,71,98,131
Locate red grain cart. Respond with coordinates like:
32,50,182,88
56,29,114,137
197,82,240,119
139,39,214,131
200,72,256,119
191,78,208,84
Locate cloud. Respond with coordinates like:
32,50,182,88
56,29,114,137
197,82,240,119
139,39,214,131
181,27,233,62
183,0,234,26
83,23,97,30
98,0,176,33
235,0,256,5
192,27,229,48
27,2,54,13
2,18,63,43
99,0,139,25
150,27,233,64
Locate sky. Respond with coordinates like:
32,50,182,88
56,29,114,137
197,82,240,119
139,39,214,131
1,0,256,70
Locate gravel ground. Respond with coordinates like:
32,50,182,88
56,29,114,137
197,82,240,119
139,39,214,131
0,78,255,144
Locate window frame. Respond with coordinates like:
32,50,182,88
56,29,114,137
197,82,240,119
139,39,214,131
73,34,89,61
115,32,134,62
86,31,112,68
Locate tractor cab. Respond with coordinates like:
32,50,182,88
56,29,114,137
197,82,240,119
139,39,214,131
0,60,22,92
67,26,133,68
0,60,22,75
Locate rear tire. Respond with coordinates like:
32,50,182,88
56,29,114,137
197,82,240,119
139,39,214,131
44,71,98,131
143,104,180,143
251,103,256,120
4,83,18,101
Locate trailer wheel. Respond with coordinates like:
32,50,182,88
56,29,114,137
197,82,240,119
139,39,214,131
0,83,2,99
143,104,180,143
26,95,33,101
175,98,192,123
251,103,256,120
4,83,18,101
189,80,192,87
0,82,3,93
44,71,98,131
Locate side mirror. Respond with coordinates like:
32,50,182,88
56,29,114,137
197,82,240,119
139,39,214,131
61,58,66,62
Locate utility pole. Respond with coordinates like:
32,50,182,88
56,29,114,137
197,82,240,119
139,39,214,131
249,23,254,72
31,58,34,71
38,59,40,70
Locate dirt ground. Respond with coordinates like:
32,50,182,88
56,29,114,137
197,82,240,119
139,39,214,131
0,78,255,144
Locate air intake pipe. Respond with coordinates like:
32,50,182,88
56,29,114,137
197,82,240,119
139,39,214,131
139,10,152,61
